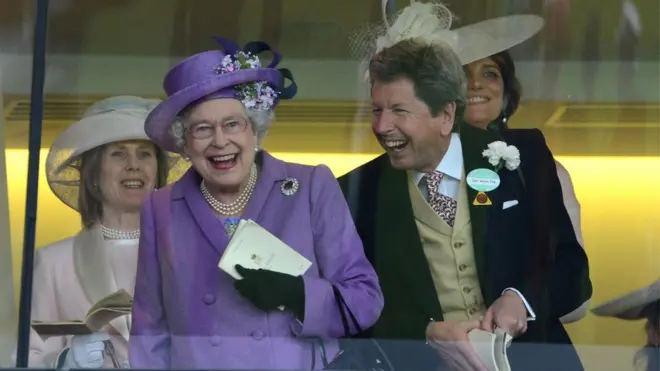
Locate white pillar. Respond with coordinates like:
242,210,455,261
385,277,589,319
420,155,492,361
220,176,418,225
0,46,18,365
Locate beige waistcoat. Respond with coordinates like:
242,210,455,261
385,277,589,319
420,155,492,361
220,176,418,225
407,172,487,322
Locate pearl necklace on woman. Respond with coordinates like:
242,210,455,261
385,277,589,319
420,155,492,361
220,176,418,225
101,225,140,240
200,163,258,216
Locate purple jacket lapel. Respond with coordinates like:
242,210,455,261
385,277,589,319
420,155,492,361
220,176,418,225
242,151,289,222
176,168,229,256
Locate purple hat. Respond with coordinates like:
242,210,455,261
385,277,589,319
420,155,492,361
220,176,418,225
145,37,297,152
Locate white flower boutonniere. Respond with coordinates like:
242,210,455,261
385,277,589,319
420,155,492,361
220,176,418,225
482,141,521,172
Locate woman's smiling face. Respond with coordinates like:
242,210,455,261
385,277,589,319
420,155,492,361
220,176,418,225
463,57,505,129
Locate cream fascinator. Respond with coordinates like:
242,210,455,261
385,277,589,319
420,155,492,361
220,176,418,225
350,0,545,68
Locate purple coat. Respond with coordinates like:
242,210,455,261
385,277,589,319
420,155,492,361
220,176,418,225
129,151,384,370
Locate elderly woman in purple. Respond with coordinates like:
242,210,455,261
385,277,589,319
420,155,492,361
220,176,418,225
128,37,383,370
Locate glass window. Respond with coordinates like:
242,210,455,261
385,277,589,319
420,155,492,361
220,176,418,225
8,0,660,369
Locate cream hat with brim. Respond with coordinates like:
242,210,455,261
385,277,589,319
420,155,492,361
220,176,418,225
591,279,660,320
45,96,187,211
350,0,544,66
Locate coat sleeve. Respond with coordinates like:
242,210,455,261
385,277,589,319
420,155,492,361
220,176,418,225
291,165,384,338
129,192,170,369
28,249,67,368
554,161,584,247
554,160,591,323
523,130,592,319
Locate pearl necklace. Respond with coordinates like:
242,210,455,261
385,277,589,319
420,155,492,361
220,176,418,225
200,163,258,216
101,225,140,240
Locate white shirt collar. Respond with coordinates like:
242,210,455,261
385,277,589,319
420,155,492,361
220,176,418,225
413,133,463,186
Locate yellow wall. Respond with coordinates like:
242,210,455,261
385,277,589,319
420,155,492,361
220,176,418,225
5,150,660,351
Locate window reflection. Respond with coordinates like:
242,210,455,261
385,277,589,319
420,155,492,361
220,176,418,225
0,0,657,369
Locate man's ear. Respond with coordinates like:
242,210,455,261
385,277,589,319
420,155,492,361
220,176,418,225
439,101,456,137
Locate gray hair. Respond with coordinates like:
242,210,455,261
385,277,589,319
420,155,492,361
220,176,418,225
168,105,274,151
368,38,466,117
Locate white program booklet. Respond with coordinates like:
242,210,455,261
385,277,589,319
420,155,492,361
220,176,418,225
467,328,513,371
218,219,312,280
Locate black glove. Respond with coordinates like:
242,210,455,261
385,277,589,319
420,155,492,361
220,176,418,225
234,265,306,321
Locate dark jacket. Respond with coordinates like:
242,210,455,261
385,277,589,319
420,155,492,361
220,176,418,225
338,122,592,371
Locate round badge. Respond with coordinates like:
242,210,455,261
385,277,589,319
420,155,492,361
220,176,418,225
476,193,489,203
466,168,501,192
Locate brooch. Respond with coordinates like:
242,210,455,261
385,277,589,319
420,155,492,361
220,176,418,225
472,191,492,206
280,177,299,196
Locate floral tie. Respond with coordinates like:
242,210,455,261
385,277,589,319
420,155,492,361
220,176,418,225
425,171,457,227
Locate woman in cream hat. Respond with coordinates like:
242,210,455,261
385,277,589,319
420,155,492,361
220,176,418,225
454,9,588,324
28,96,185,369
592,280,660,371
457,15,588,326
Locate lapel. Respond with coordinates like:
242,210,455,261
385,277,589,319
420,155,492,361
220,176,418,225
72,225,129,341
459,122,506,291
180,151,289,257
374,156,443,320
241,151,288,223
180,167,229,257
452,174,471,239
74,225,116,306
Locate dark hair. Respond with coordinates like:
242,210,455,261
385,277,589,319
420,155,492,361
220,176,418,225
636,300,660,371
368,38,467,118
77,142,170,229
486,50,523,129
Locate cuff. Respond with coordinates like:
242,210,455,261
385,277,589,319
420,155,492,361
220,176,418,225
503,288,536,321
289,275,331,337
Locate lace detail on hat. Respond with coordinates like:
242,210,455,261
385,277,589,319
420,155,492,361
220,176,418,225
349,0,457,77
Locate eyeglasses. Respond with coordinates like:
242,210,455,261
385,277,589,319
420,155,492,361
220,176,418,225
187,117,249,139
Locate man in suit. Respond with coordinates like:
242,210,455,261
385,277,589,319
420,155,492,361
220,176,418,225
339,13,592,371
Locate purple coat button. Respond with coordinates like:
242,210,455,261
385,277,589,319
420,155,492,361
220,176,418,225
203,294,216,305
209,335,221,346
251,330,265,340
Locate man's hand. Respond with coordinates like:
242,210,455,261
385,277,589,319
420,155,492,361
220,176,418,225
426,320,487,371
481,291,528,337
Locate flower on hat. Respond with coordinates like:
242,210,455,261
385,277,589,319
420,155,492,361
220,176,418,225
482,141,521,171
213,51,278,111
